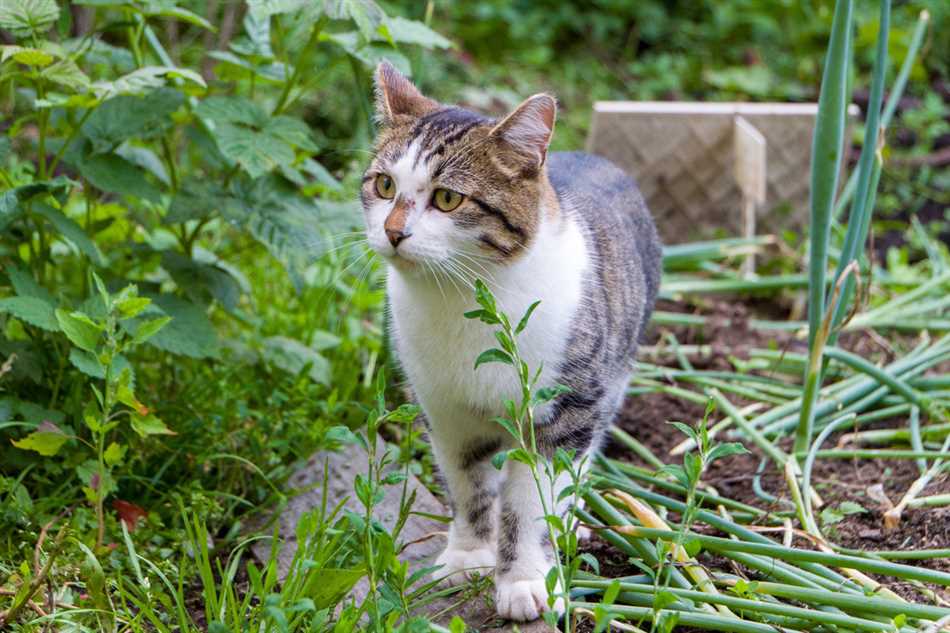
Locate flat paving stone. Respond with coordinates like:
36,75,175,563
251,438,557,632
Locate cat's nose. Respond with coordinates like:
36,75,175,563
386,228,410,248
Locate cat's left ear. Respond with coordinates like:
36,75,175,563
374,60,438,124
490,94,557,168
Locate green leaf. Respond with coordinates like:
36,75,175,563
0,0,60,37
515,300,541,334
77,541,110,613
0,44,54,65
490,450,508,470
215,122,295,178
131,413,174,436
32,203,105,264
706,442,749,464
166,179,236,224
41,57,90,91
385,16,452,49
82,89,183,153
138,294,218,359
324,0,385,41
474,348,512,369
11,421,68,456
669,421,698,444
0,296,58,331
533,384,570,405
6,264,54,304
104,441,126,466
92,65,205,99
55,309,101,351
131,316,171,345
261,335,330,385
139,1,214,30
266,116,319,152
77,152,162,202
246,0,309,20
603,578,620,605
161,251,242,311
301,568,364,609
0,177,74,230
69,349,133,382
323,31,410,74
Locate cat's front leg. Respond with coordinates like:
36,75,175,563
429,422,506,585
495,459,574,622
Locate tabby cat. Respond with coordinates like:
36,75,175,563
361,61,662,622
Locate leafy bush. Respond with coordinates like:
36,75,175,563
0,0,446,604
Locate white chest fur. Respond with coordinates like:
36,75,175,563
388,213,589,424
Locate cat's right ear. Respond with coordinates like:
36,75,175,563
374,60,438,125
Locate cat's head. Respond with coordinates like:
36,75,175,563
361,61,556,273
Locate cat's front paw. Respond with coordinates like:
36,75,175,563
435,545,496,586
495,577,565,622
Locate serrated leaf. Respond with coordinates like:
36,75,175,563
33,203,105,264
246,0,308,19
6,265,54,304
0,44,54,65
385,16,451,49
324,0,384,41
131,413,174,436
92,65,205,99
69,348,133,383
0,296,58,330
474,348,511,369
166,179,236,224
266,116,319,152
77,152,162,202
261,335,329,385
82,89,183,152
0,0,60,37
138,294,217,359
11,421,68,456
0,177,74,230
103,441,125,466
240,10,274,58
215,122,295,178
41,57,91,91
194,95,265,126
161,251,242,311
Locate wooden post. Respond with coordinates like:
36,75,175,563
733,115,767,277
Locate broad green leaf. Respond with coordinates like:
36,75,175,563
0,177,74,230
301,568,364,608
385,16,451,49
706,442,749,464
103,441,126,466
131,413,174,436
131,316,171,345
246,0,308,20
0,0,59,37
239,10,274,58
261,335,330,385
92,65,205,99
266,116,319,152
69,348,133,383
6,264,54,304
323,31,410,74
215,122,295,178
55,309,101,351
139,294,218,358
0,44,54,65
33,203,105,264
167,180,236,224
77,152,162,202
140,1,214,30
0,296,58,330
116,144,170,185
82,89,183,152
474,348,512,369
41,57,91,91
161,251,242,311
194,95,265,126
324,0,384,41
11,421,68,456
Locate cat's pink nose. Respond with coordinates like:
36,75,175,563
386,228,410,248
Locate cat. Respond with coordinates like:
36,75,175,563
361,61,662,622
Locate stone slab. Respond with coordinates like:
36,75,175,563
251,438,556,632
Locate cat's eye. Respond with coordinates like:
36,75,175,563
375,174,396,199
432,188,463,212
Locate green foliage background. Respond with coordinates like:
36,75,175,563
0,0,947,630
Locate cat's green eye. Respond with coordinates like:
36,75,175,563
432,188,463,212
375,174,396,199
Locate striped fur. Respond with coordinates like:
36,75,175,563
361,62,662,622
